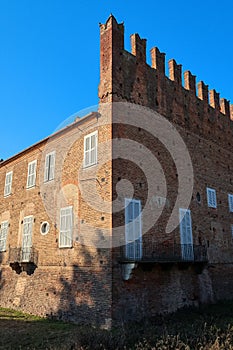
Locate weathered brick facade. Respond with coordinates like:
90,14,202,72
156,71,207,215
0,112,113,328
0,15,233,326
100,15,233,322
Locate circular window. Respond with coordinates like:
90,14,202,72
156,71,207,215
196,192,201,203
40,222,50,235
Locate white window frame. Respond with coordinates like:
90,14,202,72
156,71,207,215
26,160,37,188
125,198,142,260
4,171,13,197
206,187,217,208
83,131,98,168
22,215,33,262
0,221,9,252
44,151,56,182
179,208,194,261
59,206,73,248
228,194,233,213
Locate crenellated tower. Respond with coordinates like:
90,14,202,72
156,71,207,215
98,15,233,138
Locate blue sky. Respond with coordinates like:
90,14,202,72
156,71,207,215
0,0,232,160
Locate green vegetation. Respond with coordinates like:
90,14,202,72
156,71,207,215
1,302,233,349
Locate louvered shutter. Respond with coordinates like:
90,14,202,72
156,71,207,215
44,154,50,182
22,216,33,261
27,160,37,188
228,194,233,212
84,136,90,167
179,208,193,261
125,199,134,259
49,152,55,180
4,171,13,196
84,132,97,167
207,188,217,208
134,200,142,260
59,207,73,248
44,152,55,181
90,133,97,165
0,221,8,252
125,199,142,260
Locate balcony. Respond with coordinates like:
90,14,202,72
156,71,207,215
118,241,208,265
8,247,38,275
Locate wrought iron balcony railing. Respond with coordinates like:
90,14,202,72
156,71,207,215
119,242,208,263
9,247,38,265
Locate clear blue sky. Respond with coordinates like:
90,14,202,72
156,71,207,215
0,0,232,160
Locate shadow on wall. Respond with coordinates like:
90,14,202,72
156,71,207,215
0,253,4,291
50,245,111,328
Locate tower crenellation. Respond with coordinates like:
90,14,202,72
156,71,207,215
220,98,230,118
130,33,147,62
184,70,196,95
99,15,232,134
168,59,182,86
150,47,165,75
209,89,220,111
197,81,209,103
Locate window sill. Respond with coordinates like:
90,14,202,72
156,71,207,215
4,193,12,198
26,185,36,190
58,246,73,249
43,179,55,184
83,162,98,169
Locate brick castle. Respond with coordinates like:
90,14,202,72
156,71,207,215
0,15,233,327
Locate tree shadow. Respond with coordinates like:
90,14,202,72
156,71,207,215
0,252,5,291
50,244,112,328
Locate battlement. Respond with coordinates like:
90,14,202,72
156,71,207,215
98,15,233,138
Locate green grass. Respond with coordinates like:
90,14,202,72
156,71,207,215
1,302,233,349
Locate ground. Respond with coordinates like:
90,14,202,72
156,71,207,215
1,303,233,349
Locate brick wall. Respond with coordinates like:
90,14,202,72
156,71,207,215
99,15,233,322
0,112,113,327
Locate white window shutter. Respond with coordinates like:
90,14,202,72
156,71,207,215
4,171,13,196
84,131,98,167
44,152,55,182
125,198,142,260
207,188,217,208
179,209,187,241
179,208,193,261
228,194,233,212
59,207,73,248
90,133,97,165
49,152,55,180
22,216,33,261
0,221,8,252
44,154,50,182
84,136,90,167
27,160,37,188
125,200,134,243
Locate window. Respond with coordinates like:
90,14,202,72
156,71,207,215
44,151,55,182
4,171,13,197
84,131,98,167
179,208,194,261
0,221,8,252
40,221,50,235
59,206,73,248
22,216,33,262
125,198,142,260
206,187,217,208
26,160,37,188
228,194,233,212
